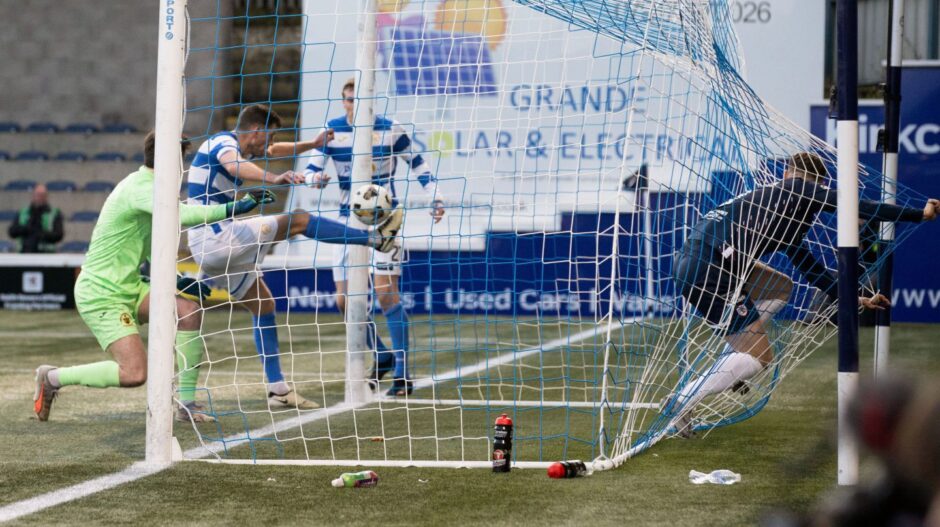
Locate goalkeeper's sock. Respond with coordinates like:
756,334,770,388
384,303,409,379
253,313,285,387
56,361,120,388
673,352,763,411
367,317,394,370
176,330,205,403
304,215,371,245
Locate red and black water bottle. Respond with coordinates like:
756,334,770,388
492,413,513,473
547,460,589,478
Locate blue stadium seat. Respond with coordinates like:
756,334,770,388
101,123,137,133
82,180,115,193
92,152,127,162
0,240,15,253
14,150,50,161
46,180,78,192
54,151,88,162
0,122,21,133
131,152,145,164
60,240,89,253
63,123,100,134
25,122,60,133
3,180,36,191
0,151,10,160
70,211,99,222
0,210,17,222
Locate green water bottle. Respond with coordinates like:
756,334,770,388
331,470,379,488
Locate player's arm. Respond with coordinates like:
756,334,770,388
217,150,303,186
812,182,938,222
784,242,838,301
267,129,334,158
302,150,332,189
392,125,445,222
785,242,892,310
131,183,274,227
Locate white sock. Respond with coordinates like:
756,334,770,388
674,352,763,410
48,368,61,388
268,381,290,396
754,299,786,323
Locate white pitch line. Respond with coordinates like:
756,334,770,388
0,462,165,523
0,321,620,523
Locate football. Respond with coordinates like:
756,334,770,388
350,183,394,226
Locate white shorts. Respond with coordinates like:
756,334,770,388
332,242,403,282
188,216,279,300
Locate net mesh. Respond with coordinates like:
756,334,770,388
172,0,925,467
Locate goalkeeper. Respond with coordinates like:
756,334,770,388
186,104,403,410
33,132,277,423
667,151,939,435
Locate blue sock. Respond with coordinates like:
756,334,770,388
253,313,284,385
367,316,394,369
384,303,409,379
304,215,371,245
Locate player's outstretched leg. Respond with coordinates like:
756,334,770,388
295,205,403,253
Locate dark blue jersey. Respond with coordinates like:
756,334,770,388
686,177,923,299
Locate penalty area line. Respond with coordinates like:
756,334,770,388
0,320,626,523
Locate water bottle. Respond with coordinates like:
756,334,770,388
331,470,379,488
688,469,741,485
547,460,590,478
492,413,513,473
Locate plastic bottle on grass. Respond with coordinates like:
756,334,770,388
688,469,741,485
332,470,379,488
547,460,591,478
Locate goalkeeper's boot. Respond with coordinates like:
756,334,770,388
366,353,396,392
175,401,216,423
660,394,695,439
33,365,59,422
268,389,320,410
385,378,414,397
371,205,404,253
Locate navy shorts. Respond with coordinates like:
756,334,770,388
674,240,760,335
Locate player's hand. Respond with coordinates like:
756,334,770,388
273,171,305,185
429,199,445,223
859,293,891,310
305,171,331,189
228,189,277,216
176,276,211,300
311,129,334,149
923,198,940,221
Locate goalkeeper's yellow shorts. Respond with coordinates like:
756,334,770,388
75,277,150,352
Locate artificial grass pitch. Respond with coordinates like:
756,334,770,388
1,310,937,526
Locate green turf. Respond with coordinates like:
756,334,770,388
1,310,938,526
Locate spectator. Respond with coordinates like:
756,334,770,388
8,184,64,253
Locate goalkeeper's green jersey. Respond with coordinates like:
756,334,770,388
78,166,228,300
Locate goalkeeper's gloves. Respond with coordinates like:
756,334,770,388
176,276,211,300
226,189,277,217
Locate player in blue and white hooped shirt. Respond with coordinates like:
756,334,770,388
187,104,403,409
270,79,445,396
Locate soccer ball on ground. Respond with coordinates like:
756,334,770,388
350,183,394,226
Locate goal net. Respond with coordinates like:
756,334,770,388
170,0,925,468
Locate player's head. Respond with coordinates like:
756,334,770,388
235,104,282,156
784,152,828,185
31,184,48,206
342,77,356,120
143,130,193,169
